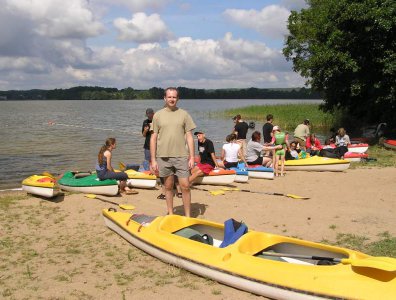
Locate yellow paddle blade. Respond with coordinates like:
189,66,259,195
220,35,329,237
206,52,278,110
42,171,56,179
209,190,226,196
221,187,240,191
85,193,97,199
286,194,310,200
119,161,126,171
342,256,396,272
119,204,136,210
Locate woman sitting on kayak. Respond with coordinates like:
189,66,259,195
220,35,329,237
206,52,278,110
96,138,138,195
218,133,248,169
246,131,280,168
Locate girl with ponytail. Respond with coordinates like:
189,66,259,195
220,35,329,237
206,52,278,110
96,138,138,195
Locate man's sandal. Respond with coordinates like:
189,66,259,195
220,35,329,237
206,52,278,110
157,194,166,200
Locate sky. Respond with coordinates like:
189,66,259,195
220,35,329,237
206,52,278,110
0,0,308,90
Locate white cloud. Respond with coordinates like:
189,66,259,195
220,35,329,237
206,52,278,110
224,5,290,39
0,1,305,90
94,0,171,12
114,12,172,43
281,0,308,11
4,0,104,39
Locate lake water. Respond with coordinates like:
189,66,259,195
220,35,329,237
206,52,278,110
0,99,322,190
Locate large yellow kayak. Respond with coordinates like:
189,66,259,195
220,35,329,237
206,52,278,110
284,156,350,171
22,175,59,198
103,209,396,299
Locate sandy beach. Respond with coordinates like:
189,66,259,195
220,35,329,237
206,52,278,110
1,167,396,299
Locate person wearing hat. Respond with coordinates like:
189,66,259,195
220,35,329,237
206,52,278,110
189,130,221,184
232,114,249,158
142,108,155,171
150,87,196,217
271,125,290,177
293,119,310,150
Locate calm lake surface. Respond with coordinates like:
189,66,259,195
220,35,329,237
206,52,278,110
0,99,322,190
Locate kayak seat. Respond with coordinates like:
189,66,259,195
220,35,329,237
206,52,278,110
174,227,214,246
219,218,248,248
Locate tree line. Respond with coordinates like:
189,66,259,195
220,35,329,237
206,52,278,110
0,86,321,100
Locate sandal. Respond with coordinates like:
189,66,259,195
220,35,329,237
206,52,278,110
176,192,182,198
125,189,139,195
157,193,166,200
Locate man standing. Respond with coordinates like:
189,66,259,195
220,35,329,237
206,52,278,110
142,108,154,170
150,87,196,217
293,119,310,150
233,114,249,158
262,114,274,144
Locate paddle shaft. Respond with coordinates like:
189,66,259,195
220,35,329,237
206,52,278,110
261,251,342,262
241,189,287,197
91,196,120,206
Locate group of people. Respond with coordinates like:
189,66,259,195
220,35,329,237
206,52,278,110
96,87,352,217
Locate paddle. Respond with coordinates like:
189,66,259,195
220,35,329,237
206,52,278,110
260,252,396,272
119,161,126,171
84,194,135,210
191,187,225,196
42,171,92,180
221,187,309,200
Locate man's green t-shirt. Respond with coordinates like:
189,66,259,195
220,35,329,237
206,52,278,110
153,107,196,157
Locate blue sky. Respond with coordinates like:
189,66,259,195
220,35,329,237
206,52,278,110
0,0,307,90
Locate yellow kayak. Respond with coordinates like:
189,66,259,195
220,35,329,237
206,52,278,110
103,209,396,299
284,156,350,171
125,169,157,189
22,175,59,198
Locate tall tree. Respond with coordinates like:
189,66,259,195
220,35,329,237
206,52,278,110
283,0,396,126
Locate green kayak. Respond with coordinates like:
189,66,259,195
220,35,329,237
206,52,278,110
58,171,119,196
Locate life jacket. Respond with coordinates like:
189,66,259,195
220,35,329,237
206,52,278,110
220,218,248,248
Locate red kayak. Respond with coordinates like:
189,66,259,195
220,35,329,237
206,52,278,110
383,139,396,150
344,152,368,162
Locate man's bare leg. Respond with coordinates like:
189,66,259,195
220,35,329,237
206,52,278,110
177,177,191,217
163,175,175,215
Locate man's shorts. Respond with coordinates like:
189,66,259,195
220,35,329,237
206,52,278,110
157,157,190,178
294,137,306,148
196,163,214,175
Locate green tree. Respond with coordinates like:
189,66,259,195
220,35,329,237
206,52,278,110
283,0,396,127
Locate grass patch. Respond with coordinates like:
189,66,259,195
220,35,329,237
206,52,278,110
0,193,29,209
218,103,340,131
114,272,135,285
325,232,396,257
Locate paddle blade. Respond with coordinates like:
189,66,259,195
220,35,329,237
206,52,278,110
119,161,126,171
119,204,135,210
42,172,55,179
85,194,97,199
209,190,225,196
286,194,310,200
343,257,396,272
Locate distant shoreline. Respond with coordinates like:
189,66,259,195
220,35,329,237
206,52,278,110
0,86,321,100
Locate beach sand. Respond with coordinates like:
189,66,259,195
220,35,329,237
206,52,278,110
1,167,396,299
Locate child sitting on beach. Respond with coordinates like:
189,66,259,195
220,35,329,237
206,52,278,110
96,138,138,195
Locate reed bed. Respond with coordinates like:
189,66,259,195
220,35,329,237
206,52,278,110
219,104,341,131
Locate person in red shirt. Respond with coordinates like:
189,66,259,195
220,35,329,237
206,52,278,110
306,133,323,156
